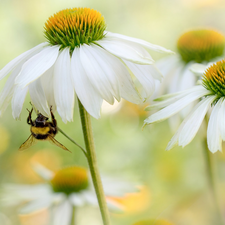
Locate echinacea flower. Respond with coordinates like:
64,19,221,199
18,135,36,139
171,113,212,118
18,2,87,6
133,219,173,225
144,59,225,153
156,29,225,94
1,164,138,224
0,8,172,122
154,29,225,130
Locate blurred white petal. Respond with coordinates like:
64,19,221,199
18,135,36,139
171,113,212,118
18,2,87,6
19,197,52,214
52,200,72,225
31,163,54,181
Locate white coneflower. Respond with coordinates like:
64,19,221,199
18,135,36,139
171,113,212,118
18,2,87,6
144,59,225,153
1,164,138,224
0,7,172,123
154,29,225,130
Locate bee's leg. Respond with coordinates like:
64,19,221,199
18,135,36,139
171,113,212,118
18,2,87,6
50,106,57,127
27,108,34,126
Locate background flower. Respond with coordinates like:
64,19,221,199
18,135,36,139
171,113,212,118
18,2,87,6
1,163,139,224
144,59,225,153
154,29,225,130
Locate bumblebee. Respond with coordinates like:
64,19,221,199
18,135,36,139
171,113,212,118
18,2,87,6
19,106,70,152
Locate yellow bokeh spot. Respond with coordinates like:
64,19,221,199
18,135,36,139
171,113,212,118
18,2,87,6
19,208,49,225
0,126,9,154
107,186,150,213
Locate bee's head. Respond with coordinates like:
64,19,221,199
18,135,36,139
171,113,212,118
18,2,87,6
35,113,49,127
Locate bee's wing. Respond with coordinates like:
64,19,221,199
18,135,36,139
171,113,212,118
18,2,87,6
19,135,37,151
47,136,71,153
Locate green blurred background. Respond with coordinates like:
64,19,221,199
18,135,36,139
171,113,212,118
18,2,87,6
0,0,225,225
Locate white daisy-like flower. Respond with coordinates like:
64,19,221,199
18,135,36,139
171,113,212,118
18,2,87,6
144,59,225,153
154,29,225,130
0,8,173,123
1,164,138,224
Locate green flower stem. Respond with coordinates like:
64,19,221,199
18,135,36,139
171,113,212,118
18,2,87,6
202,136,224,224
70,206,76,225
78,99,111,225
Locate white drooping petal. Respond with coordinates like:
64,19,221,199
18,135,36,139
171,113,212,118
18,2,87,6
31,163,54,181
124,60,156,99
0,65,22,116
69,193,85,206
101,176,138,197
96,37,154,65
148,64,163,81
156,55,180,76
145,86,204,111
71,48,102,119
81,191,98,206
82,44,120,101
41,66,56,112
79,44,114,104
207,99,223,153
190,63,208,76
179,63,198,119
15,45,60,87
52,200,72,225
1,184,52,206
105,31,174,54
178,96,216,147
29,77,50,117
54,48,74,123
11,85,28,119
219,98,225,140
179,62,197,92
19,197,52,214
144,87,210,125
0,42,47,81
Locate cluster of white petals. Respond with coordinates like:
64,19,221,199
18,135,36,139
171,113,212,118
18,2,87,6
0,31,172,122
144,78,225,153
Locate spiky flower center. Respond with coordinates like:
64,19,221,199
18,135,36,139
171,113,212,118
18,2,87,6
50,166,88,195
44,8,106,51
133,220,173,225
177,29,225,63
202,60,225,98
